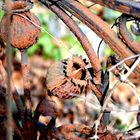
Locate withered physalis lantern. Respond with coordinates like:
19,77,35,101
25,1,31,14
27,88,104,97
46,56,90,99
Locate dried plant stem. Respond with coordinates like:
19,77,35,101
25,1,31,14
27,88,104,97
21,49,32,118
108,54,140,72
4,1,13,139
97,81,120,121
21,49,30,89
121,56,140,81
72,93,140,113
91,81,120,138
92,56,140,137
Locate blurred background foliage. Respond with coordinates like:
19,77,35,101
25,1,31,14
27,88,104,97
28,4,84,60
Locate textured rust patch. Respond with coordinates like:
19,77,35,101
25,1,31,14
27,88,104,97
118,14,140,54
0,12,41,49
10,1,30,10
46,56,89,99
88,0,140,19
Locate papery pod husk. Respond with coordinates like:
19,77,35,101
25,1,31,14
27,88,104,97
66,55,86,77
52,80,81,99
46,56,90,99
46,61,67,91
0,11,41,49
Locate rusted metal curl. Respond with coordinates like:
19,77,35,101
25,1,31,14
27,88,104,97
118,14,140,54
54,0,140,77
46,55,90,99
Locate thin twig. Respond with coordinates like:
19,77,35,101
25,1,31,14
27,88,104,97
4,0,13,139
124,131,140,139
97,81,120,120
91,81,120,138
121,56,140,82
108,54,140,72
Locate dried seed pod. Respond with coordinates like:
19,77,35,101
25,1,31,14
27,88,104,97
52,80,81,99
0,9,41,49
46,56,90,99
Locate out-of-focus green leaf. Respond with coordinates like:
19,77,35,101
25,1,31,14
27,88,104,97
0,10,4,20
103,7,121,22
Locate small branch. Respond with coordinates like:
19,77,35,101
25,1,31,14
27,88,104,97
71,93,140,113
3,1,14,139
21,49,32,135
90,120,99,140
91,80,120,137
121,56,140,82
108,54,140,72
97,81,120,121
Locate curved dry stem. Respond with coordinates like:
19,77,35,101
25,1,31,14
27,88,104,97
108,54,140,72
118,14,140,54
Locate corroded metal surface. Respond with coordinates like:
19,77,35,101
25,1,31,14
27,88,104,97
118,14,140,54
55,0,140,77
51,4,101,84
46,56,89,99
88,0,140,19
2,0,33,13
0,12,41,49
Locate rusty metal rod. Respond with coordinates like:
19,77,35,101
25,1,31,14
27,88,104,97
87,0,140,19
55,0,140,77
39,0,101,84
118,14,140,54
4,0,13,139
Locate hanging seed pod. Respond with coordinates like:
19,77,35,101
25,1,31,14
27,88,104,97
0,1,41,49
46,55,90,99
